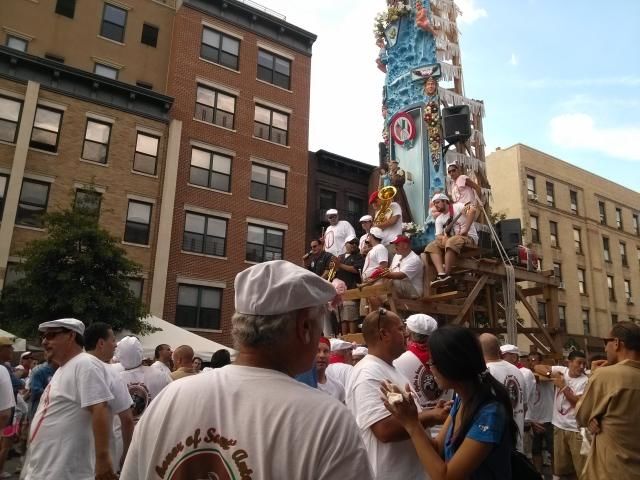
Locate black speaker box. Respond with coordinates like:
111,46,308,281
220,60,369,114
442,105,471,143
495,219,522,253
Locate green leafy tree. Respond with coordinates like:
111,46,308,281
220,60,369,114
0,204,151,338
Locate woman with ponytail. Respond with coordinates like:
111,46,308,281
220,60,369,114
381,325,517,479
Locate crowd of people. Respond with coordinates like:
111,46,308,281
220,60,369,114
0,259,638,479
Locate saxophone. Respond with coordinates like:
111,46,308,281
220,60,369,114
373,186,397,226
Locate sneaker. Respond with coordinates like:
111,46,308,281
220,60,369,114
431,274,451,286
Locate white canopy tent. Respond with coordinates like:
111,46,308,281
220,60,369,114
0,329,27,352
117,316,236,361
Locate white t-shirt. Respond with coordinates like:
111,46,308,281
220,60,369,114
326,362,353,390
119,365,171,424
380,202,403,245
487,360,525,452
0,366,15,412
451,174,477,205
346,355,427,479
324,220,356,256
393,350,453,438
103,362,133,472
434,203,478,244
24,352,114,480
390,251,424,297
120,365,373,480
519,367,536,420
362,244,389,280
318,374,345,402
528,379,554,423
150,360,172,381
551,366,588,432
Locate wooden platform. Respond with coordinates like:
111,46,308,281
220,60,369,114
342,250,562,354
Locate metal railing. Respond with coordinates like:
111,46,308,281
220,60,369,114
235,0,286,20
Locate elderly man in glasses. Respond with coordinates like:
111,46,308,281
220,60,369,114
322,208,356,257
345,309,449,479
576,321,640,479
23,318,117,480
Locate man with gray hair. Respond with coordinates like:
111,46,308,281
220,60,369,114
121,260,373,480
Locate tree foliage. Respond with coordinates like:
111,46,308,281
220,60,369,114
0,206,150,338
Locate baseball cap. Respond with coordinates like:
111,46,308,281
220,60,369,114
359,215,373,223
390,235,410,245
369,227,383,240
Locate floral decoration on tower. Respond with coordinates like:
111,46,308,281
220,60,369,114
373,0,413,42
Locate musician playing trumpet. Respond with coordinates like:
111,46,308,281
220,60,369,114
424,193,478,286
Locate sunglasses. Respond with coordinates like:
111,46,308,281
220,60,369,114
448,168,457,174
327,215,337,219
41,329,69,341
603,337,616,346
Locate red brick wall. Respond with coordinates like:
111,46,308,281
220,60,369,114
163,6,312,346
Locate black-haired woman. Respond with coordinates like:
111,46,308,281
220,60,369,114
381,325,517,479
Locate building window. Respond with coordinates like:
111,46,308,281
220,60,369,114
29,106,63,152
603,237,611,262
124,200,152,245
16,179,50,228
94,63,118,79
82,119,112,164
44,53,65,63
0,174,8,220
182,212,227,257
55,0,76,18
545,181,555,207
250,164,286,205
189,147,231,192
526,175,536,197
582,309,590,336
133,132,159,175
633,214,639,236
611,313,618,324
615,207,623,230
200,27,239,70
347,196,364,229
607,276,616,301
194,85,235,129
573,228,583,254
599,201,607,225
319,189,337,212
4,262,25,287
624,280,632,303
620,242,628,267
254,105,288,145
578,268,586,295
74,189,101,217
569,190,578,214
141,23,158,47
246,224,284,263
101,3,127,43
176,284,222,330
537,301,547,326
558,305,566,331
6,36,28,52
637,247,640,268
530,215,539,244
0,95,22,143
257,49,291,90
553,262,563,284
127,278,143,300
549,221,558,248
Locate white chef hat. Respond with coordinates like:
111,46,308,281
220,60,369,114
116,336,144,369
500,344,520,355
406,314,438,335
234,260,336,316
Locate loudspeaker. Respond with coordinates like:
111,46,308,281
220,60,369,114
495,219,522,253
442,105,471,144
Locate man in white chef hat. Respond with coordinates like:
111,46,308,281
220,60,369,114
121,260,373,480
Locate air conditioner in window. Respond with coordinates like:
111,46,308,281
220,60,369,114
559,282,565,289
527,192,538,201
627,298,634,305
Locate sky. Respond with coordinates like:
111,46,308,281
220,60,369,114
256,0,640,192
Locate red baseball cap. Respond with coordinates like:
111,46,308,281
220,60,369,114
368,191,379,205
390,235,410,245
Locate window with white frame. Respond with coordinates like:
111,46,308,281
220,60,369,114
530,215,539,243
124,200,152,245
100,3,127,43
549,221,558,248
578,268,586,295
620,242,628,266
624,279,632,302
82,119,112,164
570,190,578,214
0,95,23,143
615,207,623,230
133,132,159,175
16,179,50,228
30,106,63,152
607,275,616,301
573,228,583,253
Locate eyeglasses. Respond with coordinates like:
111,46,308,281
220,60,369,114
365,241,371,245
327,215,337,219
603,337,616,346
447,168,457,174
41,329,68,341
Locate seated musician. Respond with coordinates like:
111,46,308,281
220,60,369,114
335,236,365,334
447,162,482,223
386,235,424,299
369,191,403,251
424,193,478,286
360,227,389,312
302,238,334,279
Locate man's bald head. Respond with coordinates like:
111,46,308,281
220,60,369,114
172,345,195,368
362,309,395,346
479,333,501,361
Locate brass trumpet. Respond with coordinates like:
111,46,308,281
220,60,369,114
373,186,397,226
325,258,338,282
